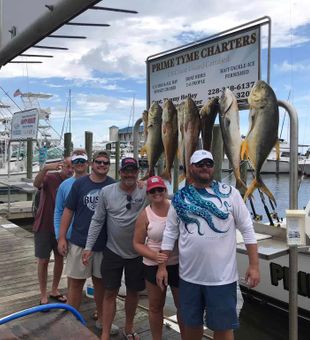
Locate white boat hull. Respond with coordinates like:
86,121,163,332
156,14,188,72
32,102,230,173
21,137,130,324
237,221,310,318
222,158,290,174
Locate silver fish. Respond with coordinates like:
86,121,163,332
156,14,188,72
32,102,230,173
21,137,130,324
241,80,279,204
178,97,201,180
200,97,219,151
219,89,247,191
143,102,164,178
161,100,178,182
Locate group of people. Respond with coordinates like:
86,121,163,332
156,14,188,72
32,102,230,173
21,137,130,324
33,147,260,340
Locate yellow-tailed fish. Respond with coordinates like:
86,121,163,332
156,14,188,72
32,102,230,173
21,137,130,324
241,80,279,204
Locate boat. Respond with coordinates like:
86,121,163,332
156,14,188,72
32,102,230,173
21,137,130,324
236,207,310,320
299,151,310,176
222,139,309,174
0,91,63,178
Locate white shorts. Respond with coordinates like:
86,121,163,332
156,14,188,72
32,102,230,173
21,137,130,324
65,243,103,279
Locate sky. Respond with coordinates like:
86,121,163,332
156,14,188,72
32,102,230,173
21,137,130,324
1,0,310,150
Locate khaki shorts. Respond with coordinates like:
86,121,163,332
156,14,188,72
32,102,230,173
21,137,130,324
65,243,103,279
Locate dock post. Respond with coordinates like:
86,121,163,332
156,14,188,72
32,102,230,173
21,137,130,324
211,125,223,182
115,141,120,180
85,131,93,173
64,133,72,157
26,139,33,201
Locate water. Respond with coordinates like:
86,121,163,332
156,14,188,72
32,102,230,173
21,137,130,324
222,172,310,221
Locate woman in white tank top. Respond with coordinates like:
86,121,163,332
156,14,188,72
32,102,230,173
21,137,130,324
133,176,184,340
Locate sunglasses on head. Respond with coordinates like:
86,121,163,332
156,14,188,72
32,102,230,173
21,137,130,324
126,195,132,210
72,158,87,165
94,160,110,166
193,160,214,168
148,187,165,194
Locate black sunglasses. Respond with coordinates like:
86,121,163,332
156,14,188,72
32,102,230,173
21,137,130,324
72,158,87,165
193,160,214,168
126,195,132,210
148,187,165,194
94,160,110,166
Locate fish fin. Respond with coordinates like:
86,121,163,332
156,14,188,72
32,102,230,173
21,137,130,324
178,174,185,183
160,169,172,183
140,145,148,156
244,178,276,206
240,140,249,160
275,139,280,160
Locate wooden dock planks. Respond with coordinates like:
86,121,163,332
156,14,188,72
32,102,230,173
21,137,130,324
0,218,182,339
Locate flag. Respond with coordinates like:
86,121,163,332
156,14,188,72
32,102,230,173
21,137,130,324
13,89,22,97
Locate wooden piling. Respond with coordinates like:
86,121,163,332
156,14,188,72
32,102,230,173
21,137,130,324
85,131,93,173
64,132,72,157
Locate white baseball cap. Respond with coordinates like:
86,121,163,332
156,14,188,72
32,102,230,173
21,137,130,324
190,150,214,164
72,154,88,161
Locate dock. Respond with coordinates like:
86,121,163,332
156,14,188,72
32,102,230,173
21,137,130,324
0,217,184,339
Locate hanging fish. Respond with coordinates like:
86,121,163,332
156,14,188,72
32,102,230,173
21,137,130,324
142,110,148,144
161,100,178,182
241,80,279,204
178,97,201,181
142,102,164,178
200,97,219,150
219,88,247,192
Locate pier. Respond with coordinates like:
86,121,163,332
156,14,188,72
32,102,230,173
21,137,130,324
0,216,185,339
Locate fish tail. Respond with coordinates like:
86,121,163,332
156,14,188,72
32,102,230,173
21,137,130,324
243,179,258,202
141,168,154,181
235,178,247,195
244,178,276,205
240,140,249,160
178,173,185,183
160,168,172,183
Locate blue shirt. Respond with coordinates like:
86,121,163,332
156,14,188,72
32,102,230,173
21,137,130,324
54,176,76,239
65,175,115,251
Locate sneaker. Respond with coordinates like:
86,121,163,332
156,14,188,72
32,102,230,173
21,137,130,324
95,321,119,335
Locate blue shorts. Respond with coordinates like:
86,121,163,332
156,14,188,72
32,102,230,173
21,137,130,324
179,279,239,331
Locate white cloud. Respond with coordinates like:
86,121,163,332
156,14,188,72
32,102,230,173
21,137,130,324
275,60,310,73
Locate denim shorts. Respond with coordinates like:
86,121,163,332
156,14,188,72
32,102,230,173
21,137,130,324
179,279,239,331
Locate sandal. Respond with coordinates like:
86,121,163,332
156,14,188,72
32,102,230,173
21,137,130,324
91,310,98,320
39,301,50,313
49,294,67,303
122,331,139,339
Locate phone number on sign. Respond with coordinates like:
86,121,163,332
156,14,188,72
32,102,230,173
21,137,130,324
207,81,255,96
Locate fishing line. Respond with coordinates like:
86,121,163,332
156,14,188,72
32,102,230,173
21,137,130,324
246,160,275,225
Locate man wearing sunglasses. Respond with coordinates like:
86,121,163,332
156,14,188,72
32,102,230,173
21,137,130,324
54,149,89,241
83,157,147,340
157,149,260,340
58,150,118,334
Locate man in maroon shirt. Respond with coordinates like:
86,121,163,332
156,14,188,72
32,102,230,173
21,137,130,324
33,158,72,305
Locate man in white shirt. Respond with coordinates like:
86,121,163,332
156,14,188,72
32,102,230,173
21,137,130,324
157,150,260,340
